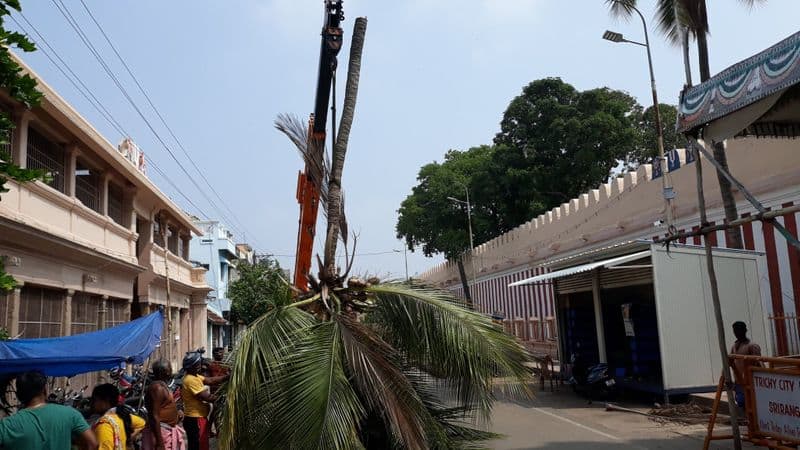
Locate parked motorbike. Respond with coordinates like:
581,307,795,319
567,352,617,400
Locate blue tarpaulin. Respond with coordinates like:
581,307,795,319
0,310,163,377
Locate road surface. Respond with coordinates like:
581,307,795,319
488,388,747,449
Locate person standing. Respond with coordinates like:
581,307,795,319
90,383,145,450
181,352,226,450
0,370,98,449
730,321,762,407
142,360,185,450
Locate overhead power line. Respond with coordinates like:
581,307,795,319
75,0,257,242
10,13,210,221
49,0,248,241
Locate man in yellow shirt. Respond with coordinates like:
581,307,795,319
181,352,226,450
90,383,145,450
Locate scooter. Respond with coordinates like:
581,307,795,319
567,352,617,400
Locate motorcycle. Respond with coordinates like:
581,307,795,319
567,352,617,400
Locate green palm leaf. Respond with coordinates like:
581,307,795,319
219,306,317,449
338,314,431,450
270,320,365,450
365,282,532,421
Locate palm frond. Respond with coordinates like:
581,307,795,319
338,314,430,450
270,321,366,450
219,306,317,449
275,113,331,215
604,0,637,19
365,282,532,421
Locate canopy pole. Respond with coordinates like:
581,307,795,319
591,269,607,364
692,144,743,450
690,138,800,250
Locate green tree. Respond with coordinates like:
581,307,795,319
630,103,679,167
220,17,531,450
396,145,502,260
397,78,659,266
228,258,292,326
0,0,45,300
606,0,766,248
494,78,642,209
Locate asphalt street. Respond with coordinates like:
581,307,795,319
488,388,748,449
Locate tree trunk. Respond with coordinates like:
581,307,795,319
712,142,743,248
696,2,743,249
456,258,472,304
322,17,368,280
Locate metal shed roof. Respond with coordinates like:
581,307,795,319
508,250,650,287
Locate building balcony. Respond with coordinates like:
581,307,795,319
0,179,137,264
150,245,206,289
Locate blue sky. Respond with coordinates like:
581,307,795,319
10,0,800,278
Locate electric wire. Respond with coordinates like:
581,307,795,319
50,0,248,241
12,14,129,138
10,13,210,221
75,0,257,243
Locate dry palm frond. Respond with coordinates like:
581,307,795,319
274,113,331,214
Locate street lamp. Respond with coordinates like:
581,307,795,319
393,247,409,280
603,5,674,227
447,182,478,303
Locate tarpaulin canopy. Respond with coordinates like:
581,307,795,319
0,310,163,377
678,30,800,140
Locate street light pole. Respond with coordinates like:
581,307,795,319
447,181,477,307
394,247,409,280
603,6,674,229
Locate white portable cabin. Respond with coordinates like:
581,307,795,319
511,241,770,400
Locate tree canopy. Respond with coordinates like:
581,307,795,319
397,77,676,258
228,258,292,326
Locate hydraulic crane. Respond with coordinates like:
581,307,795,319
293,0,344,291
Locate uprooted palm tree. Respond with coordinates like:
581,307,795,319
606,0,766,249
218,17,532,450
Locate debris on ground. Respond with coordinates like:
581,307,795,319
605,401,741,426
647,402,714,425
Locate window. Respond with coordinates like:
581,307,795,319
75,159,101,212
26,128,65,193
71,292,99,335
106,298,129,328
0,292,9,330
153,220,165,247
167,226,179,254
0,124,14,163
19,286,63,338
107,183,125,226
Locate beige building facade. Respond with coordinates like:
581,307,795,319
0,57,210,367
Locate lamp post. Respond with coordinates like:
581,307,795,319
448,181,477,304
603,7,674,228
393,247,409,280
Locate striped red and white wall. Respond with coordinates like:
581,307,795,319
447,198,800,356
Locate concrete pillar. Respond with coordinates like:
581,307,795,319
124,188,137,231
65,146,78,198
98,295,109,329
591,269,607,363
11,111,31,167
100,172,110,216
63,290,74,336
8,284,22,337
190,295,207,353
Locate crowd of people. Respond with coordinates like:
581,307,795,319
0,347,229,450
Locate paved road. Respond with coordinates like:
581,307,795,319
488,389,747,449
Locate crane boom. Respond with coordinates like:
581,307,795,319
293,0,344,291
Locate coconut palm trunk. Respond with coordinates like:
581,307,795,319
323,17,368,280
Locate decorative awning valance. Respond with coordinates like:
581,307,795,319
678,30,800,140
